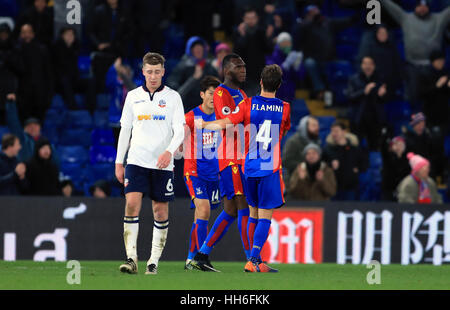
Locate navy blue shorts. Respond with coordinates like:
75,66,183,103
245,170,285,209
184,175,221,210
124,164,174,202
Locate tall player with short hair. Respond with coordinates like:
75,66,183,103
196,64,291,272
115,52,185,275
183,76,222,270
191,54,251,271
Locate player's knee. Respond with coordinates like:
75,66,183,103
153,202,168,221
196,205,210,220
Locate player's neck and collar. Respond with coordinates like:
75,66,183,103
222,79,241,91
199,102,214,115
142,82,165,101
259,90,277,99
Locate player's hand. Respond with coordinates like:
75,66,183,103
157,151,172,169
194,118,204,130
15,163,26,180
436,75,448,88
115,163,125,184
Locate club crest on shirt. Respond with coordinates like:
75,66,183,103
158,99,166,108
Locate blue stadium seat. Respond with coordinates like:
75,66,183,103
0,126,10,140
384,101,411,124
444,135,450,158
93,110,110,128
58,145,89,165
41,123,59,145
44,109,66,129
369,151,382,169
50,94,66,111
91,128,115,146
336,27,362,45
88,162,115,183
317,116,336,130
78,55,91,78
291,99,310,114
89,145,117,164
96,93,110,110
60,162,88,192
74,94,86,109
336,44,358,62
64,110,93,129
59,128,92,147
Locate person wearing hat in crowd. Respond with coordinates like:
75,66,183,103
266,32,303,102
212,43,231,80
89,179,111,198
418,50,449,134
397,152,442,204
282,115,320,188
379,0,450,111
404,112,446,180
288,143,336,201
4,97,59,166
167,36,218,112
24,137,60,196
381,136,410,201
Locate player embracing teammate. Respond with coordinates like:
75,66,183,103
195,64,291,272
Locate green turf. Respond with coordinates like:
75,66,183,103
0,260,449,290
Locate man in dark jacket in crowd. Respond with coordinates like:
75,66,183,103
323,121,368,201
14,0,54,48
53,26,96,113
14,23,53,122
346,55,387,151
0,133,27,195
417,50,449,134
25,137,59,196
404,112,446,180
293,4,357,99
356,24,403,100
87,0,131,91
233,7,273,96
167,36,218,112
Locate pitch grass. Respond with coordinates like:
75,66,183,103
0,260,450,290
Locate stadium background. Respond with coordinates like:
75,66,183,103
0,0,450,268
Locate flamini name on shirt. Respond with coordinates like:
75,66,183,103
251,103,283,113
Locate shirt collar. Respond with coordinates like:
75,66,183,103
142,83,165,100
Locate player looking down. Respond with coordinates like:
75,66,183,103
115,52,185,275
195,64,291,272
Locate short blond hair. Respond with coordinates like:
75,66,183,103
142,52,165,67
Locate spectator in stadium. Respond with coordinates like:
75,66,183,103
106,57,136,140
89,179,111,198
323,121,368,201
87,0,132,92
381,136,410,201
282,115,320,187
0,23,20,125
271,7,295,40
24,137,60,196
60,179,75,197
4,98,59,165
356,24,403,100
212,43,231,80
404,112,446,180
293,4,358,99
14,23,53,122
417,50,449,134
167,36,218,112
288,143,337,201
379,0,450,111
14,0,54,47
397,152,442,204
265,32,303,102
346,55,387,151
0,133,27,195
233,7,274,96
52,26,96,113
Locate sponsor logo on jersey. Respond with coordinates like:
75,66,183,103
137,114,166,121
134,99,146,104
158,99,166,108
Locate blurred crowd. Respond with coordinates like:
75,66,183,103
0,0,449,203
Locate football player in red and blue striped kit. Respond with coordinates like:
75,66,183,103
183,76,222,270
195,64,291,272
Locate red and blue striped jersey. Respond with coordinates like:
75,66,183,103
227,96,291,177
184,105,220,181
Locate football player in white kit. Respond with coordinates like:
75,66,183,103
115,52,185,275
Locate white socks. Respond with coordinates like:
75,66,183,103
147,220,169,267
123,216,139,262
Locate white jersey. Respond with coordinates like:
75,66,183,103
118,84,185,171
